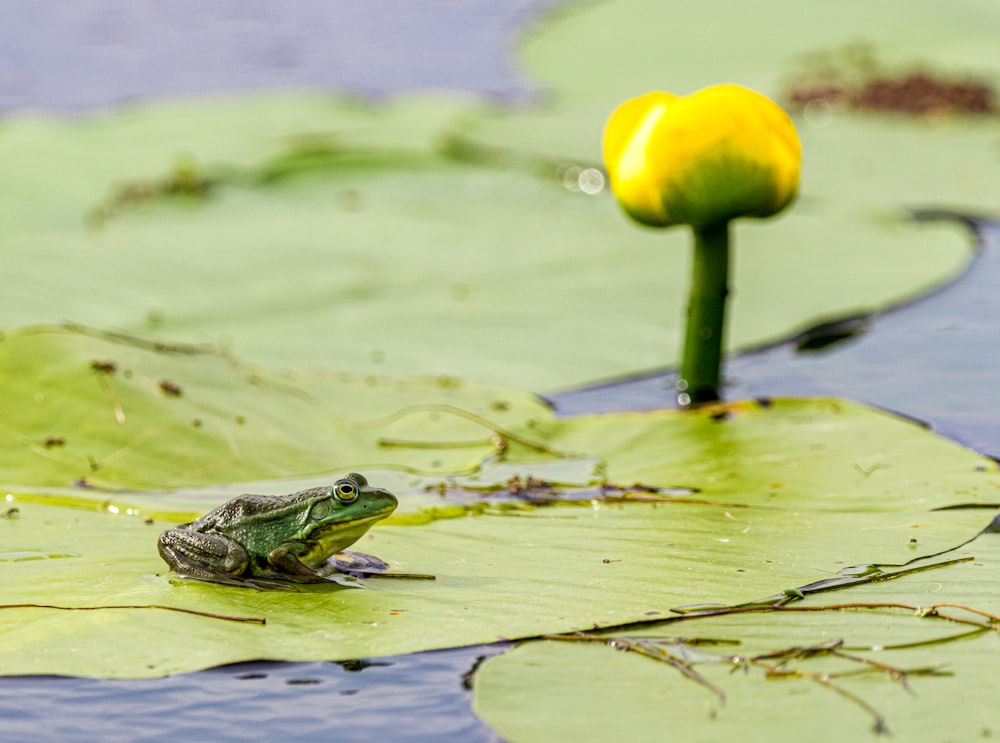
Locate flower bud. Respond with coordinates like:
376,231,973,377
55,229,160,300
603,84,801,228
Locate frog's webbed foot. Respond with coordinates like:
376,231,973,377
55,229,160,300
237,578,302,592
164,571,302,591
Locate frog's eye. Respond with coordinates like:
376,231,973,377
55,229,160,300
332,478,360,504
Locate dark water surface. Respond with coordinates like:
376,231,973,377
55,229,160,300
0,649,505,743
2,3,998,742
0,0,540,112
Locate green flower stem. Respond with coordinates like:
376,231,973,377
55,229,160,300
678,220,730,406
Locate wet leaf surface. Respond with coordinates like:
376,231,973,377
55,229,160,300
1,378,995,678
473,535,1000,741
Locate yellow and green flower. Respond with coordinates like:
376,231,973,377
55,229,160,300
603,84,802,404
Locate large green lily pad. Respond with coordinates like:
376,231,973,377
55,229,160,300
0,325,549,491
1,492,987,680
1,329,996,678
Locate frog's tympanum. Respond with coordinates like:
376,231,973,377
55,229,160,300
157,473,398,589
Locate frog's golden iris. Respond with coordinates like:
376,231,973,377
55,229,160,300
602,84,801,229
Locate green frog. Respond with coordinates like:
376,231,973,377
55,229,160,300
157,473,398,590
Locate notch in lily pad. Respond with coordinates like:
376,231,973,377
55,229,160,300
603,84,802,406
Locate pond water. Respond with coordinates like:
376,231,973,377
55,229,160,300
0,0,540,112
0,648,506,743
1,2,997,742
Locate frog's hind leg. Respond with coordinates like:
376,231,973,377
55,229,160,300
157,527,252,588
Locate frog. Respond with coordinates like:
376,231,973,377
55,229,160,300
157,472,398,590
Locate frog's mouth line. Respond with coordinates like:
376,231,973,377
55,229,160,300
322,512,392,539
337,513,391,530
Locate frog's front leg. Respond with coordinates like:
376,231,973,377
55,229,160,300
157,527,253,587
267,542,333,584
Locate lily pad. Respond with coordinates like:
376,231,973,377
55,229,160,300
0,87,971,392
472,533,1000,741
0,325,552,491
1,355,996,678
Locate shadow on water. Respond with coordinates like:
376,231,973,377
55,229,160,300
550,214,1000,459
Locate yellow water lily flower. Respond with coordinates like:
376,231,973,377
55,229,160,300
603,84,801,228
